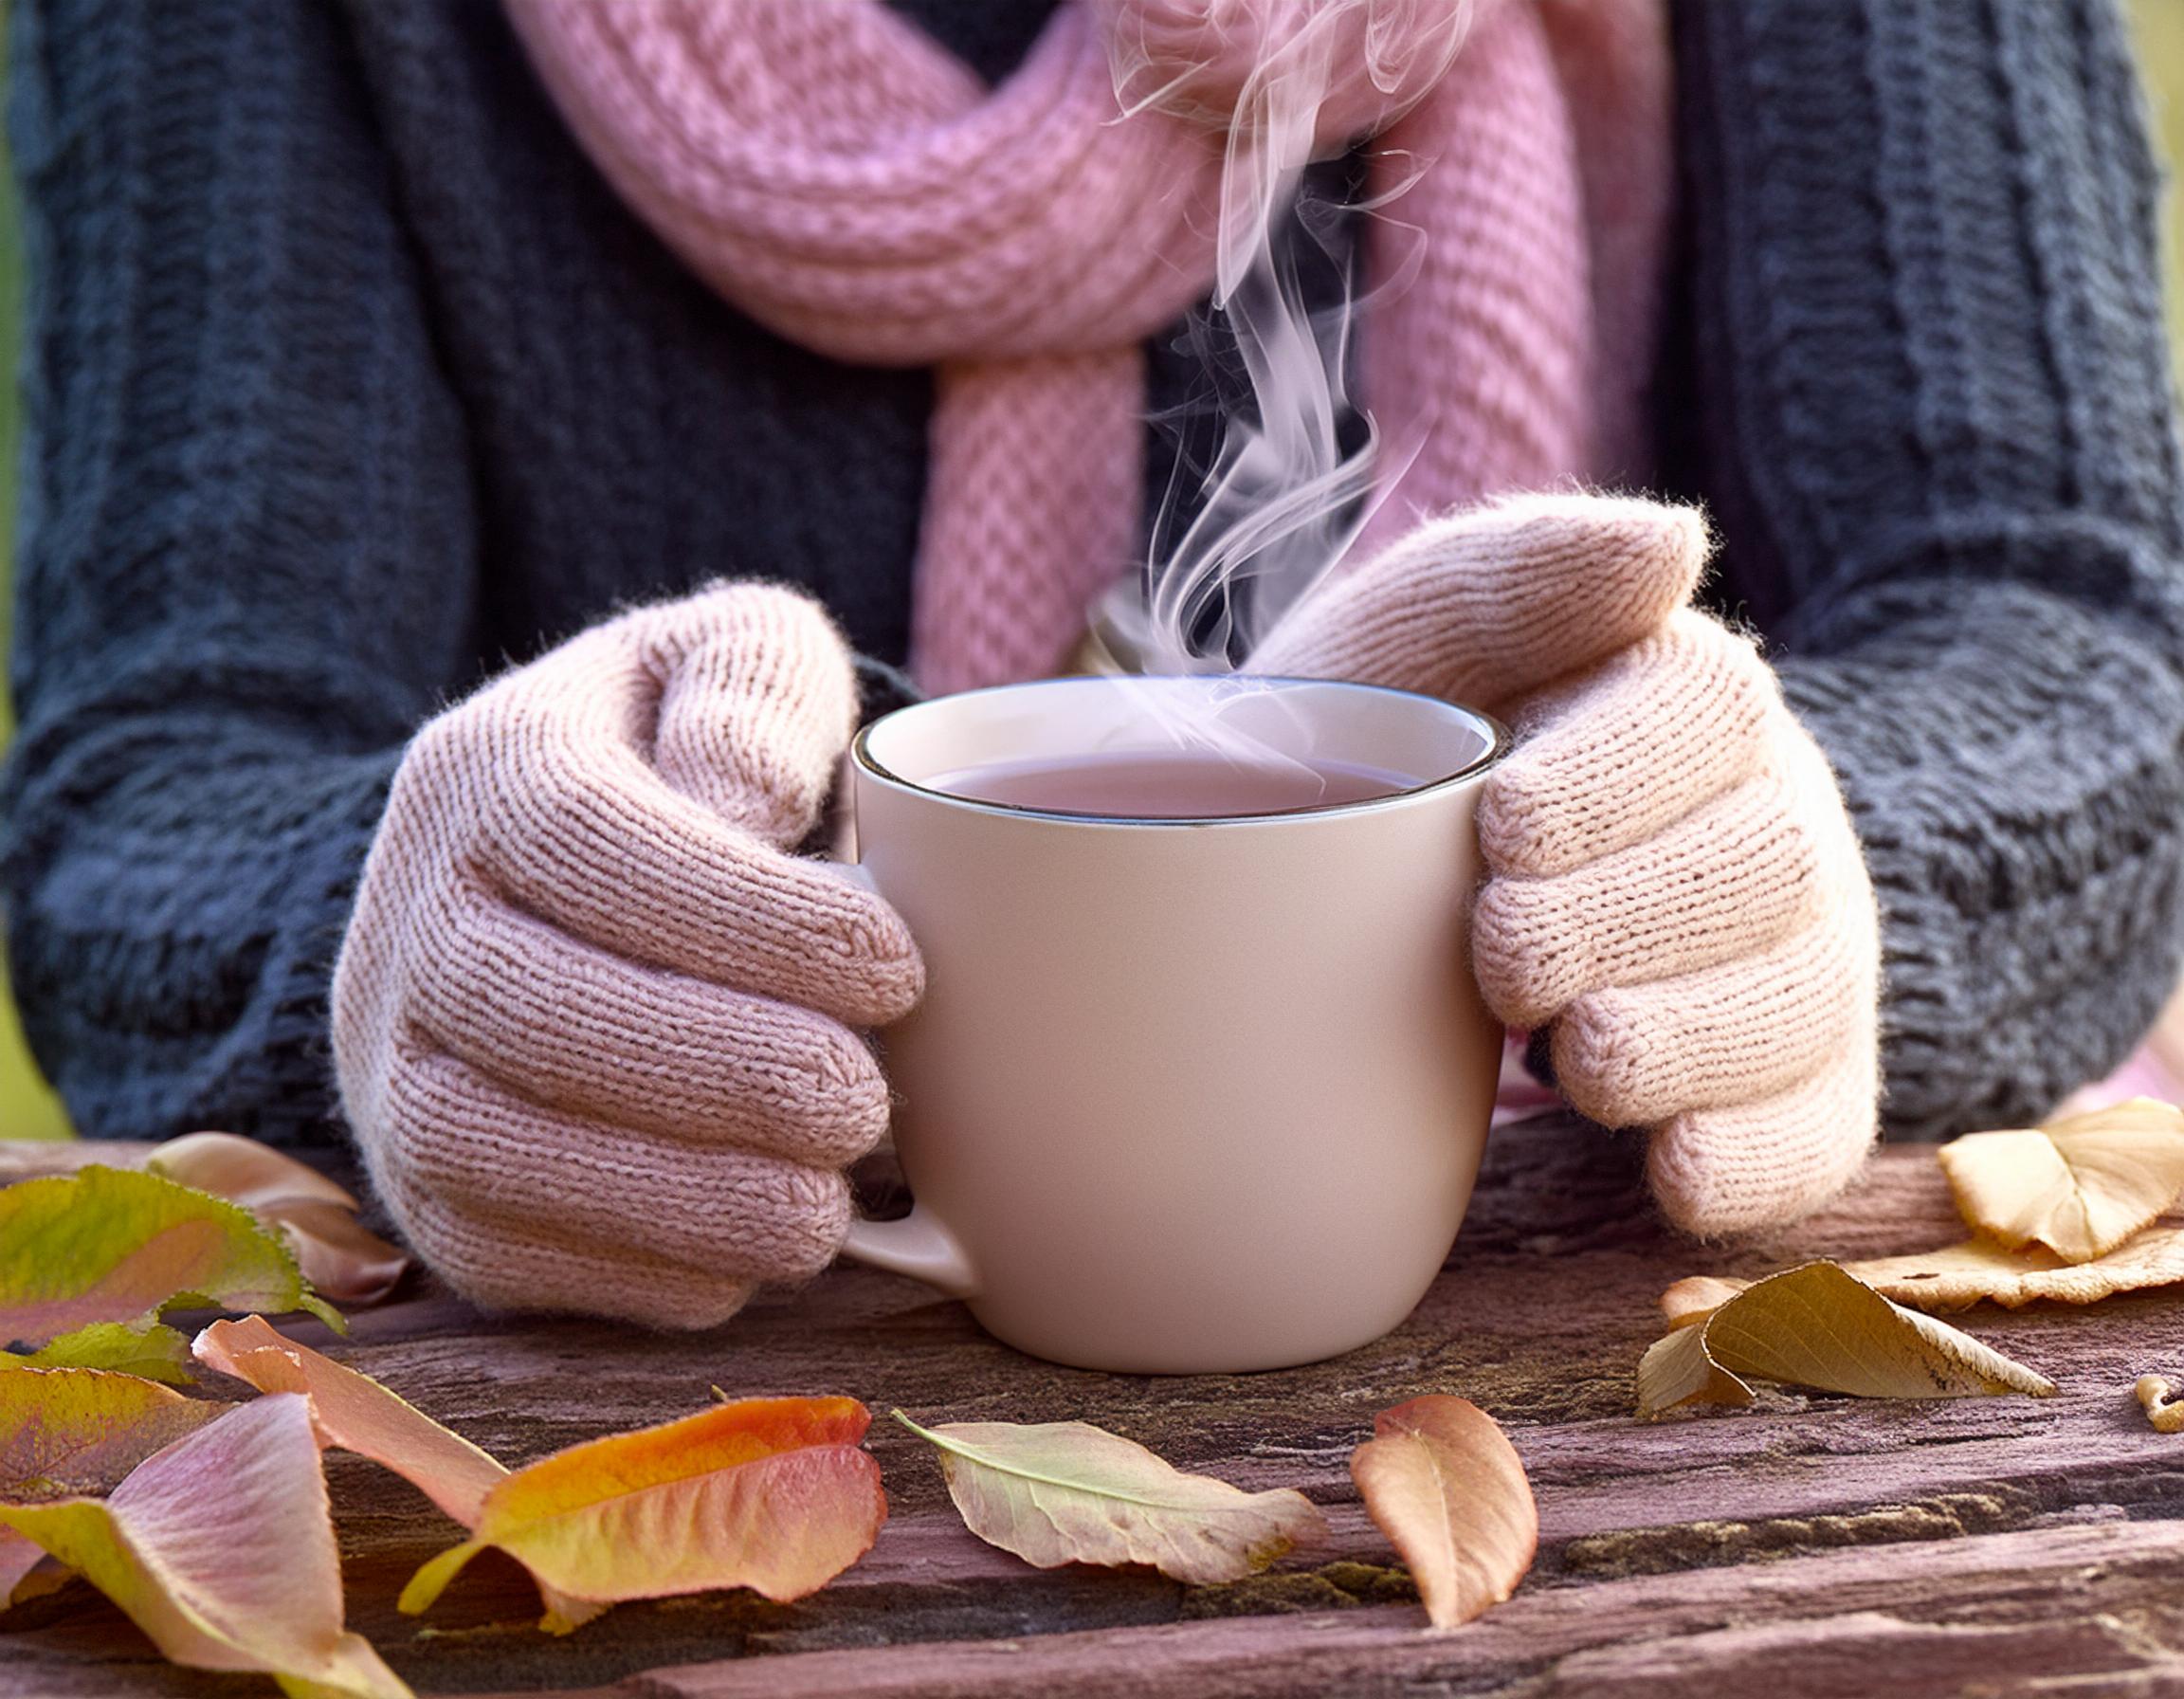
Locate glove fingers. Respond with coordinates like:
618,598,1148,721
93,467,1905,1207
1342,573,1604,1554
642,584,860,850
1646,1023,1880,1237
1482,612,1776,878
418,890,889,1166
1474,767,1824,1027
379,1037,853,1284
1247,493,1706,710
1552,914,1869,1127
389,1188,761,1329
481,750,922,1029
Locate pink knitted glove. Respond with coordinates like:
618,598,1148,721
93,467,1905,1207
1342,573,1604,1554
332,585,923,1327
1251,496,1881,1234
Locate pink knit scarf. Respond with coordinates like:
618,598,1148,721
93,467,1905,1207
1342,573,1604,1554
505,0,1673,694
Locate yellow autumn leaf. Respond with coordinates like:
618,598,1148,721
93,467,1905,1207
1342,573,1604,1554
0,1393,409,1697
0,1366,232,1606
893,1411,1325,1585
401,1396,885,1633
2137,1375,2184,1434
1939,1097,2184,1263
2,1321,195,1383
1637,1262,2056,1419
149,1134,409,1306
1349,1397,1536,1630
0,1166,342,1345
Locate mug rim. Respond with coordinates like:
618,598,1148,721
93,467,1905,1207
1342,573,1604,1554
850,673,1511,829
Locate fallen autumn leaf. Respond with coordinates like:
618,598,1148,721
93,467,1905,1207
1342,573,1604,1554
1939,1098,2184,1263
893,1410,1326,1585
0,1367,233,1607
2,1321,195,1383
1663,1224,2184,1323
194,1316,502,1525
1638,1261,2056,1419
0,1393,409,1697
401,1395,885,1632
1350,1396,1537,1630
0,1166,341,1346
149,1133,408,1306
195,1316,618,1633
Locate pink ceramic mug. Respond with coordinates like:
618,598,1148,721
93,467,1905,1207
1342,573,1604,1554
839,675,1507,1373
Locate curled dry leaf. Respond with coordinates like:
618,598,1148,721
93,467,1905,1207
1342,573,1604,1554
195,1315,600,1631
402,1396,885,1633
1637,1262,2056,1419
2137,1375,2184,1434
1350,1397,1537,1630
0,1393,409,1697
1659,1275,1748,1329
0,1165,342,1346
894,1411,1325,1585
0,1367,233,1606
195,1316,502,1525
1843,1228,2184,1311
1939,1098,2184,1264
1665,1226,2184,1324
150,1132,409,1306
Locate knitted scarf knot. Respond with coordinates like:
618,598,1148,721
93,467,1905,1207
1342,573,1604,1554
507,0,1671,692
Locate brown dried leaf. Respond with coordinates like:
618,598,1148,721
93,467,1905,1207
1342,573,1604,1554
1658,1275,1749,1329
150,1134,410,1305
1841,1227,2184,1311
2137,1375,2184,1434
1939,1098,2184,1263
1349,1397,1537,1630
1637,1262,2056,1419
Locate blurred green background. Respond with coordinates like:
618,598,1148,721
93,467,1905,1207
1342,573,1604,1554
1,9,2183,1142
0,8,64,1141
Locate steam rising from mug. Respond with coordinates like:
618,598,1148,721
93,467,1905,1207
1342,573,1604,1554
1098,0,1473,681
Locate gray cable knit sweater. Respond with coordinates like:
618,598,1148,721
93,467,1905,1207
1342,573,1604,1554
7,0,2184,1148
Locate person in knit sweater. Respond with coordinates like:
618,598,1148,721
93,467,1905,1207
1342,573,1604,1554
8,0,2184,1326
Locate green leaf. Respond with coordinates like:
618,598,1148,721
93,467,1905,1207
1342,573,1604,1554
0,1167,344,1347
892,1410,1325,1584
1,1322,194,1384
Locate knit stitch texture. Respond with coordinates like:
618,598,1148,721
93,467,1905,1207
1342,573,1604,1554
503,0,1659,691
7,0,2184,1160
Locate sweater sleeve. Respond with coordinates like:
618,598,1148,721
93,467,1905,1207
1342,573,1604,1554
2,0,480,1146
1667,0,2184,1137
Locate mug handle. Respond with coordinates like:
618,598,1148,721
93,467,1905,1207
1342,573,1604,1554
828,857,982,1300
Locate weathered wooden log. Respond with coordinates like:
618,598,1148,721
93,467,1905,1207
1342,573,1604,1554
5,1114,2182,1696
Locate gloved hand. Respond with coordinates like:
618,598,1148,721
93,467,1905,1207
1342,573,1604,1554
332,584,923,1326
1250,495,1880,1233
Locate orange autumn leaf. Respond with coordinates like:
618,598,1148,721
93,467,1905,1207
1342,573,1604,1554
400,1396,884,1632
149,1133,409,1305
194,1316,503,1526
0,1367,233,1607
0,1394,409,1697
1350,1396,1537,1630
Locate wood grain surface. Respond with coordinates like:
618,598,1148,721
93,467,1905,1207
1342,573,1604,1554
5,1115,2182,1697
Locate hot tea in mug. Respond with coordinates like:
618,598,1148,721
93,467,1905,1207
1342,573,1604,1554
836,675,1508,1374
